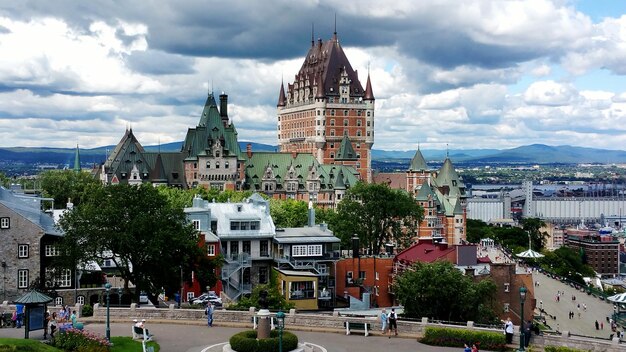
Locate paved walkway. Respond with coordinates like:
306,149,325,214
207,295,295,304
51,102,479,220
0,321,472,352
532,270,619,339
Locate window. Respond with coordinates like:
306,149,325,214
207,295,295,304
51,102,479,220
207,244,216,256
330,119,335,126
55,297,63,306
343,119,348,126
45,245,59,257
356,119,362,126
206,161,210,168
18,244,29,258
58,269,71,287
260,240,269,257
347,271,353,284
18,269,28,288
243,241,251,254
359,271,366,280
503,303,510,312
307,245,322,256
215,162,220,169
192,220,201,230
504,283,510,292
225,161,229,169
0,217,9,229
77,296,85,305
259,267,268,284
343,110,348,116
231,241,239,255
250,221,259,230
187,292,195,301
292,245,307,257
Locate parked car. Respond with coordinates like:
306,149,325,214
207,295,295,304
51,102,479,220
192,292,222,306
139,292,149,304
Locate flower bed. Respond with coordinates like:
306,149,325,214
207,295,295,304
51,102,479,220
51,328,111,352
229,330,298,352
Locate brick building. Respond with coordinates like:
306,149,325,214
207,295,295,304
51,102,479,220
565,234,620,276
277,31,375,182
335,256,394,308
485,263,535,325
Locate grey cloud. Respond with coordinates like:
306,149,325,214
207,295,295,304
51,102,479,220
125,50,196,75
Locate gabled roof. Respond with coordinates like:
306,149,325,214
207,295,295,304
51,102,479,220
335,135,358,160
409,148,429,171
395,241,456,264
0,187,61,236
104,129,147,173
415,183,436,202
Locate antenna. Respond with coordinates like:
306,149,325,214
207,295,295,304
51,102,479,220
334,13,337,35
446,143,449,158
311,22,315,46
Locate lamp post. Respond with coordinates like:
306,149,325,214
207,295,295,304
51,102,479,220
105,282,111,342
118,287,123,307
276,310,285,352
518,286,527,352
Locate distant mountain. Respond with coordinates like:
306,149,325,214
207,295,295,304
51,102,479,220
0,143,624,169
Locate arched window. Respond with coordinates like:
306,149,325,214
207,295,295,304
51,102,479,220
225,161,230,169
206,161,210,168
215,162,220,169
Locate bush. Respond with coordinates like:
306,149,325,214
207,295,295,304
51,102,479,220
420,327,507,351
51,328,110,352
81,304,93,317
229,330,298,352
544,347,590,352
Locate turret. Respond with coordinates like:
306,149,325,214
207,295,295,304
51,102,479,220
364,73,374,101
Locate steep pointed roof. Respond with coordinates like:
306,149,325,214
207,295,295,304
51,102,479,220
435,158,466,198
415,183,436,201
104,129,147,172
335,135,358,160
150,153,168,182
334,169,346,190
291,34,365,99
409,148,428,171
198,93,218,127
364,73,374,100
73,144,81,172
277,82,286,107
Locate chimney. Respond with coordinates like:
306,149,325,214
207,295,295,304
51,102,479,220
292,150,297,159
219,92,228,121
308,201,315,227
246,143,252,158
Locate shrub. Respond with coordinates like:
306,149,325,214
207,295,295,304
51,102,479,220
229,330,298,352
544,347,590,352
81,304,93,317
420,327,507,351
51,328,110,352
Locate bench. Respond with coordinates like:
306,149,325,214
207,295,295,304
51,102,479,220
344,321,370,336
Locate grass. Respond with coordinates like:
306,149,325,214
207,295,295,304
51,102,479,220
0,337,160,352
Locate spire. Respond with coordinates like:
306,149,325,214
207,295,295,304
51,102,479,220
277,81,287,107
311,23,315,47
333,13,337,42
409,148,429,171
73,144,81,172
364,73,375,100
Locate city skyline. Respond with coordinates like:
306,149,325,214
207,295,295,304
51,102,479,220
1,1,626,151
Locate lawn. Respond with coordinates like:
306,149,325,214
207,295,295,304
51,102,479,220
0,337,160,352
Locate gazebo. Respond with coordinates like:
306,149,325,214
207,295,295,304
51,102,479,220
13,290,53,339
516,232,544,259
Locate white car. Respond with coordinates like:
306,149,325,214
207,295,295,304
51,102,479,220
192,292,221,305
139,292,149,304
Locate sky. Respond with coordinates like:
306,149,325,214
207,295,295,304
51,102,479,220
1,0,626,151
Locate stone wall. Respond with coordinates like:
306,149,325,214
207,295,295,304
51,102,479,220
88,305,624,351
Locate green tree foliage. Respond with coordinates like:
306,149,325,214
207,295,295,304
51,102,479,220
465,218,547,253
333,182,423,254
521,218,548,251
56,183,203,302
157,186,254,210
394,261,498,323
39,170,101,208
269,199,308,228
538,247,595,284
231,284,295,311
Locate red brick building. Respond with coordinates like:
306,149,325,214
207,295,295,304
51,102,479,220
335,257,394,308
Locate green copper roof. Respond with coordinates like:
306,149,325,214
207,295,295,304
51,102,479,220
415,182,436,201
14,290,53,304
435,158,466,198
409,148,428,171
334,169,346,189
335,135,358,161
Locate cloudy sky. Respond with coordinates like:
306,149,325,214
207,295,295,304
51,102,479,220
1,0,626,151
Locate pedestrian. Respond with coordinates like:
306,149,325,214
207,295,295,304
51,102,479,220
471,343,479,352
49,312,57,338
205,303,214,327
70,310,77,327
464,343,471,352
380,309,388,335
504,317,514,344
387,308,398,338
524,320,533,347
601,321,604,330
595,320,599,330
43,311,50,339
15,304,24,328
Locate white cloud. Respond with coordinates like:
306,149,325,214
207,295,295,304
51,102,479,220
523,80,579,106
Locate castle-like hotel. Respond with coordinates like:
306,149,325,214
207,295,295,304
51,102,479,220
95,31,467,245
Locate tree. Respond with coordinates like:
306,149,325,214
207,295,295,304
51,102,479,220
57,183,202,302
270,199,308,228
333,182,423,254
39,170,101,209
394,261,498,323
521,218,548,251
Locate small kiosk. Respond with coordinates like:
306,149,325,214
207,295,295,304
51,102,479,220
13,290,53,339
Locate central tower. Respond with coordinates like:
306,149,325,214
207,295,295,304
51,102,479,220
277,31,375,182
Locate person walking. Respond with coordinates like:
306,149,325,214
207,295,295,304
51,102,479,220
49,312,57,338
504,317,514,344
595,320,599,330
380,309,388,335
43,311,50,339
15,304,24,328
205,303,214,327
524,320,533,347
387,308,398,338
464,343,471,352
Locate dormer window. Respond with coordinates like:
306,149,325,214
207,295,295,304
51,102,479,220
206,161,211,168
215,162,220,169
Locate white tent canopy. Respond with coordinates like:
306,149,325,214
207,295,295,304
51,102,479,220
607,293,626,304
516,249,545,258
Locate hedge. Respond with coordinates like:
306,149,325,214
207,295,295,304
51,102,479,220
544,346,590,352
420,327,507,351
229,330,298,352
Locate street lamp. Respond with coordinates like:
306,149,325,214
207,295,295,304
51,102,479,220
518,286,527,352
105,282,111,342
276,310,285,352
